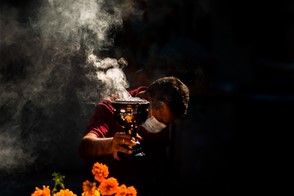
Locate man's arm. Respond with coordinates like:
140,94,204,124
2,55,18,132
79,132,113,158
79,132,137,160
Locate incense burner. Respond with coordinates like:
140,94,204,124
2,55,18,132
112,99,150,158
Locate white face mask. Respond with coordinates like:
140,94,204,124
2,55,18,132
142,116,167,133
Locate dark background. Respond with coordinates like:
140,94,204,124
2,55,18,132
0,0,293,195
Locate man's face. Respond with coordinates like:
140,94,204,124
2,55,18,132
148,103,174,126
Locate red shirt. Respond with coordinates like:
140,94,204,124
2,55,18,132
84,86,170,153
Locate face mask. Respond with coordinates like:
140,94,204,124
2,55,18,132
142,116,167,133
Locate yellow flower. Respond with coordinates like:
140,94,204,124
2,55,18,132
82,189,100,196
31,185,51,196
82,180,100,196
53,189,77,196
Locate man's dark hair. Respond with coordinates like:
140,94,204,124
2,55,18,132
146,76,190,119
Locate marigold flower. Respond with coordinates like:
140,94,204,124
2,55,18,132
126,186,137,196
82,189,100,196
98,177,119,196
31,185,51,196
91,162,109,182
82,180,100,196
31,162,137,196
53,189,77,196
115,184,137,196
115,184,127,196
82,180,96,192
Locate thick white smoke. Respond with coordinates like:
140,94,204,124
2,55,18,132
37,0,122,51
0,0,143,175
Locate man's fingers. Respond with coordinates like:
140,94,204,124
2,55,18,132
114,132,138,145
136,133,142,140
113,145,132,160
113,141,132,153
117,137,135,146
118,144,132,154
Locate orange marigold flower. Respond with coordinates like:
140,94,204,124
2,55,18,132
115,184,127,196
98,177,119,196
126,186,137,196
82,180,96,193
82,180,100,196
115,184,137,196
31,185,51,196
53,189,77,196
91,162,109,182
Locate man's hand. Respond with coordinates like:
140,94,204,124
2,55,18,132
112,132,137,160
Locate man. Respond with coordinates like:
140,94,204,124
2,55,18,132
79,76,189,195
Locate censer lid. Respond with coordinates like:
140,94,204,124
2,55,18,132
112,99,149,105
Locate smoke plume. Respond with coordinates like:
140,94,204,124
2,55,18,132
0,0,142,175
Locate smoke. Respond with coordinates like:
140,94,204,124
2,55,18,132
0,0,143,175
36,0,123,52
87,53,131,99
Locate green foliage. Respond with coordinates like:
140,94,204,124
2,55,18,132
51,172,65,195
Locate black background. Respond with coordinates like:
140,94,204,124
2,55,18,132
0,0,293,195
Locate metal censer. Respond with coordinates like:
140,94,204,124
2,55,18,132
112,99,150,158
